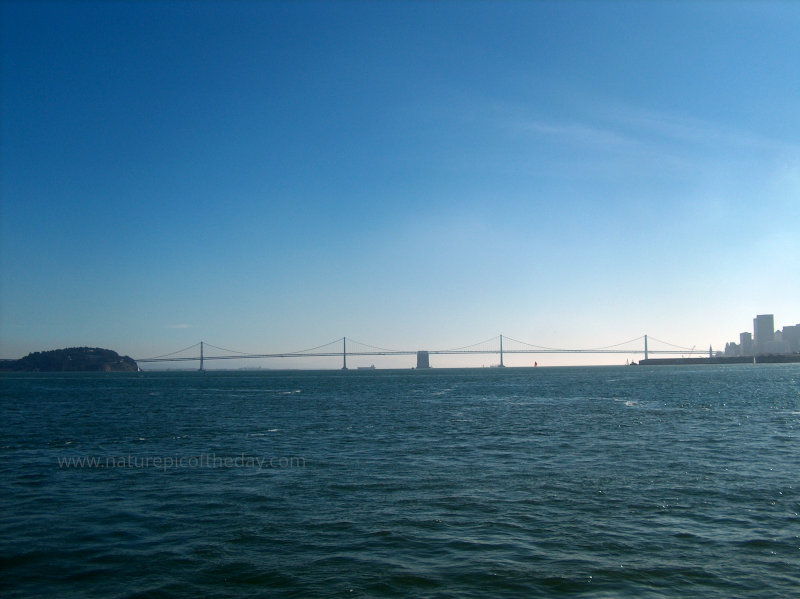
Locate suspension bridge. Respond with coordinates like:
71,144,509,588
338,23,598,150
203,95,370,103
136,335,715,370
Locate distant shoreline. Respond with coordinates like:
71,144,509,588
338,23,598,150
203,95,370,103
638,354,800,366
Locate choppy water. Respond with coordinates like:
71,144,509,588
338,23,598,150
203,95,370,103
1,365,799,598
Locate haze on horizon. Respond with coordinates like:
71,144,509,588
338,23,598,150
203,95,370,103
1,1,798,368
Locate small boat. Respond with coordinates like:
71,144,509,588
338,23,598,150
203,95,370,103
357,365,376,370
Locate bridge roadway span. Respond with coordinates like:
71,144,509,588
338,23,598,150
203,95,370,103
136,336,713,369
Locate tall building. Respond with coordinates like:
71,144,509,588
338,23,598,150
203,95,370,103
754,314,775,345
782,325,800,353
740,332,753,356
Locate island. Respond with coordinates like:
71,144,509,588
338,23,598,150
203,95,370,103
0,347,139,372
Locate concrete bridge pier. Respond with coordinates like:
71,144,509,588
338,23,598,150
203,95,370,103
416,351,430,369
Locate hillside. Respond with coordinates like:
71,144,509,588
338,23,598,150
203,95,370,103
0,347,139,372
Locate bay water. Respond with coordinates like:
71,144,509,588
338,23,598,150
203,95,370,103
1,365,799,597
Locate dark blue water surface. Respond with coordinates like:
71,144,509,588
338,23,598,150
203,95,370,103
1,365,799,598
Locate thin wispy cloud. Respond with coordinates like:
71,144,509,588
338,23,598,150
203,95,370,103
491,97,800,186
513,120,636,149
606,104,800,155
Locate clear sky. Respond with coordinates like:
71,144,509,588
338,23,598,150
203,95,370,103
1,0,798,368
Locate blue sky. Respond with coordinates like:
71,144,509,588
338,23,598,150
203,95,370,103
2,1,799,368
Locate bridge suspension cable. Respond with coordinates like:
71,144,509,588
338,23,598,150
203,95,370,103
203,342,256,355
346,338,404,353
502,334,645,352
578,335,646,351
441,335,501,352
502,336,565,352
646,336,698,351
140,342,201,361
291,338,346,354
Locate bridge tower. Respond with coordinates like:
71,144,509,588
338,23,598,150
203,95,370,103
199,341,204,372
416,351,430,369
342,337,348,370
644,335,648,361
499,334,505,367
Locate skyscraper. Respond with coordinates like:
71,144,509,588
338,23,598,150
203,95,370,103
754,314,775,346
782,325,800,353
740,332,753,356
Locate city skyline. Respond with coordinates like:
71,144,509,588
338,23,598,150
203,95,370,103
724,313,800,358
2,2,799,367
